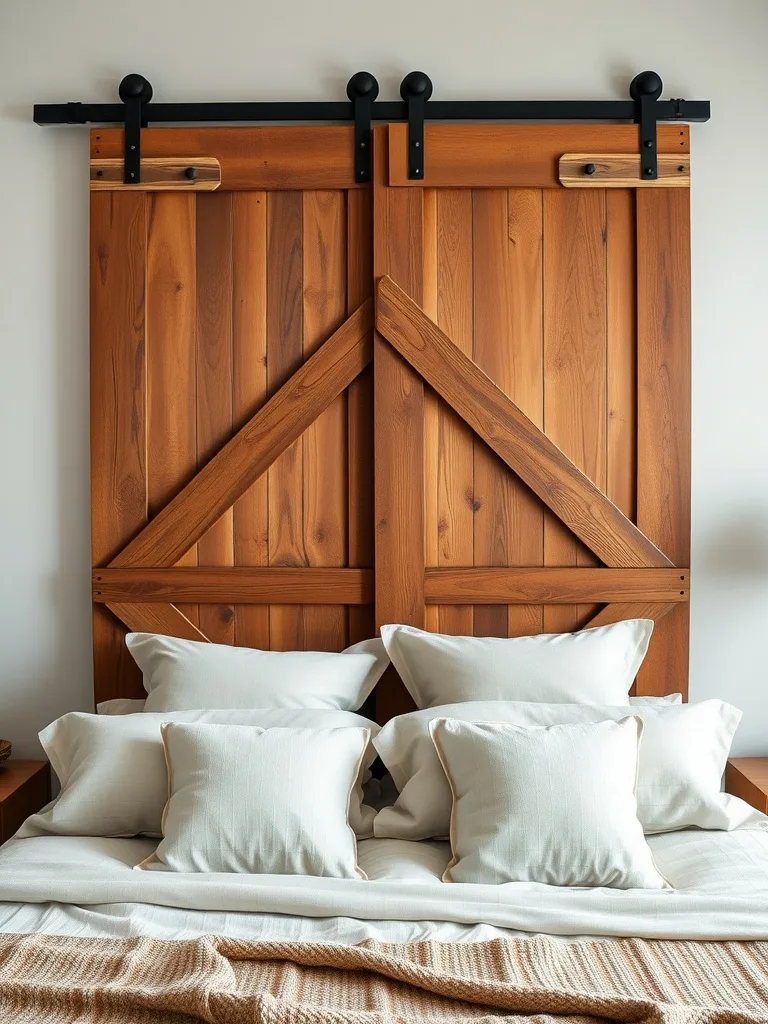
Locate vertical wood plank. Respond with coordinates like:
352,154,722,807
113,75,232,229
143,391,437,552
436,190,474,636
196,192,235,644
374,126,425,721
267,190,307,650
302,190,348,651
90,191,148,700
422,189,441,633
543,189,607,633
472,188,544,638
146,193,199,627
636,189,691,697
232,192,270,650
346,188,375,646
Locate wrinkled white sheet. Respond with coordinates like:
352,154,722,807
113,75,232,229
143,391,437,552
0,828,767,941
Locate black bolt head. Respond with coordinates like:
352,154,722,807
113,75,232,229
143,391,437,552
584,163,596,175
400,71,433,102
346,72,379,102
119,74,153,104
184,166,197,180
629,70,663,101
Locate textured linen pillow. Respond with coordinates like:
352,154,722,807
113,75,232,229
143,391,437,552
432,717,666,889
127,634,389,713
139,723,369,877
374,699,758,840
380,620,653,709
97,698,147,715
19,709,379,840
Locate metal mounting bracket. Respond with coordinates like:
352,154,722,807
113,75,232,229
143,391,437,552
400,72,433,180
118,74,153,184
347,72,379,184
631,71,663,181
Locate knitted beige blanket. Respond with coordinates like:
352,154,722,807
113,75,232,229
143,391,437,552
0,932,765,1023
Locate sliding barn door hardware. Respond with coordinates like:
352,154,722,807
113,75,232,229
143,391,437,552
400,72,433,180
34,71,710,186
347,72,379,183
631,70,663,180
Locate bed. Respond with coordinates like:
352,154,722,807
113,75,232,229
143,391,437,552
4,82,767,1023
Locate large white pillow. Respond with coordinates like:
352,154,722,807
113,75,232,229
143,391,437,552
20,709,379,840
432,717,666,889
374,699,762,840
138,723,368,878
127,634,389,713
380,620,653,709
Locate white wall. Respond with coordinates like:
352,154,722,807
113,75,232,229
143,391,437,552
1,0,767,757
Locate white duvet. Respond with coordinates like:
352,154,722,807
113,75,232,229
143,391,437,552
1,826,768,942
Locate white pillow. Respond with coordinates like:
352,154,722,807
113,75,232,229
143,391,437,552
629,693,682,706
20,709,379,840
127,634,389,713
97,698,147,715
380,620,653,708
374,699,760,840
138,723,368,878
432,717,666,888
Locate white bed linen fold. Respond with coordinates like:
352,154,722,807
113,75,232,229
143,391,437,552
1,829,768,941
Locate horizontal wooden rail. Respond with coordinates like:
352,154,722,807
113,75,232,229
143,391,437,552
424,568,689,605
94,568,374,605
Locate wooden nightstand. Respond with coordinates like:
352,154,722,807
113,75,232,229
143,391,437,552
0,761,51,844
725,758,768,815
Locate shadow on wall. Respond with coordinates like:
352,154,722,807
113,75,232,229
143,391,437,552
696,512,768,577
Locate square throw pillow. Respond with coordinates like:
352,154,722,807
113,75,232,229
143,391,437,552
139,724,369,878
380,620,653,709
374,699,757,841
127,634,389,713
431,717,666,889
19,709,378,841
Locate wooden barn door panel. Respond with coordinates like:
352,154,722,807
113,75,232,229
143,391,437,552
90,130,373,702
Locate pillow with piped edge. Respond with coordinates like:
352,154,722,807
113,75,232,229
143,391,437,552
380,619,653,709
373,698,765,840
127,634,388,713
19,709,379,841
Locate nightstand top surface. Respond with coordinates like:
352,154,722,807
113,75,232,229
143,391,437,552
0,760,49,802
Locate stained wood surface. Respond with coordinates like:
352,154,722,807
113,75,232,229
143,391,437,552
725,760,768,815
105,603,209,641
92,128,361,190
559,153,689,188
90,157,221,190
388,124,690,188
377,275,673,571
94,568,373,605
424,568,688,605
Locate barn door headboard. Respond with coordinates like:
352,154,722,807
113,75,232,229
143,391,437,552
87,120,690,719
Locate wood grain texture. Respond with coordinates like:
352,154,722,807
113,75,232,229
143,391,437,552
635,189,692,697
90,157,221,191
92,128,361,190
196,193,235,643
302,191,348,650
94,568,373,605
106,602,209,641
232,192,270,649
373,125,425,722
473,189,544,638
725,760,768,814
109,301,372,571
90,191,148,700
346,188,375,646
543,189,606,634
584,602,675,629
376,275,673,570
559,153,689,188
424,568,689,605
388,124,690,188
423,189,440,634
0,762,51,845
435,190,474,637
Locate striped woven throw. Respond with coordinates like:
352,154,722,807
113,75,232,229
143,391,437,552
0,933,765,1022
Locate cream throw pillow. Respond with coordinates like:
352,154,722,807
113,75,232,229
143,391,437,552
128,634,389,713
139,723,369,878
432,717,666,889
374,699,754,840
380,620,653,709
20,709,378,840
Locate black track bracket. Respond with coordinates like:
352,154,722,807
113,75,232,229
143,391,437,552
347,73,379,184
118,74,153,184
630,71,663,181
400,72,433,180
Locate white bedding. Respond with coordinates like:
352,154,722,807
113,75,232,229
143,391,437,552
1,827,768,941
